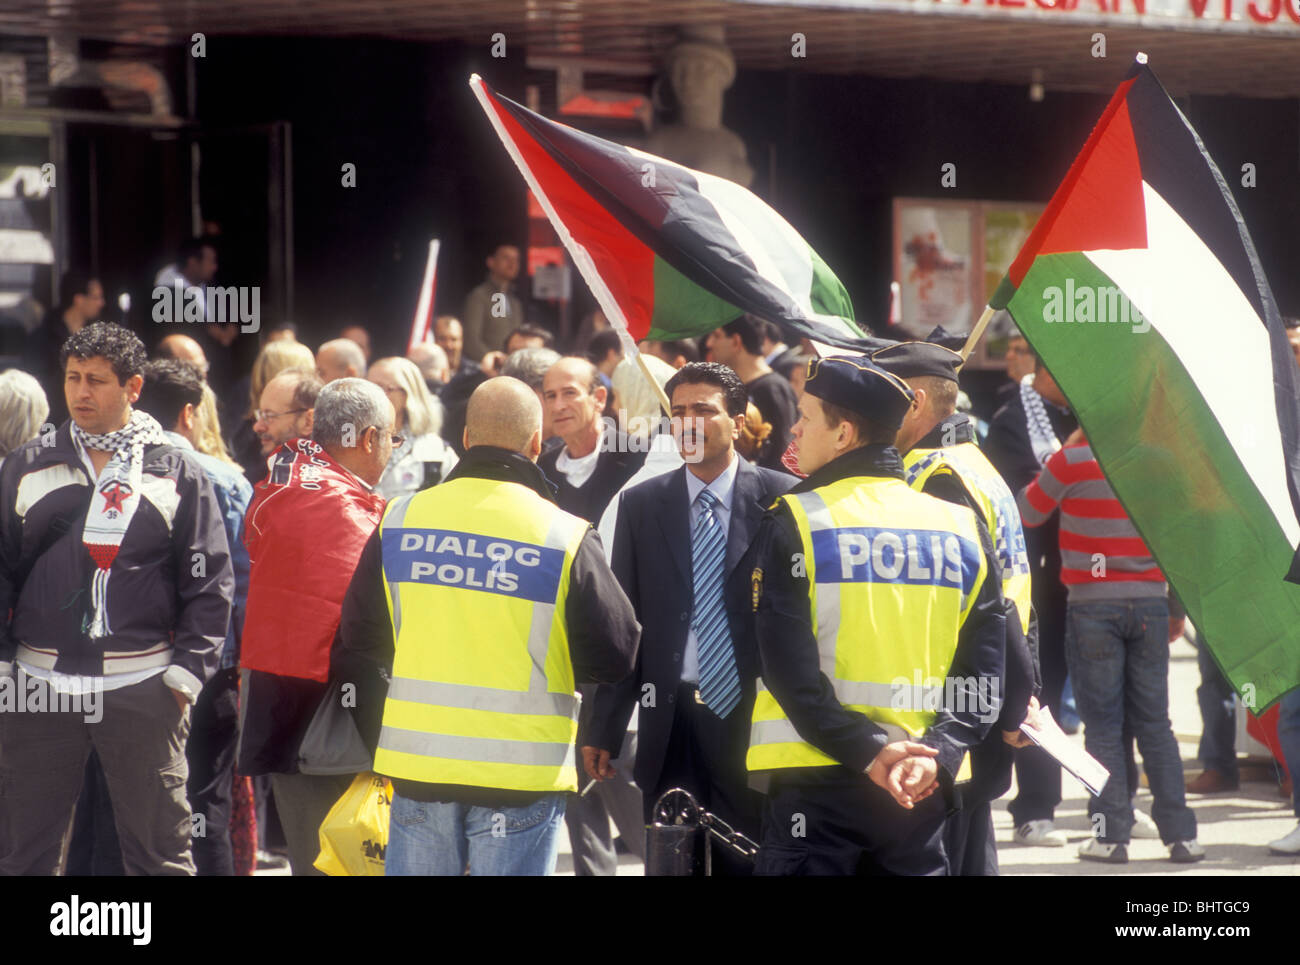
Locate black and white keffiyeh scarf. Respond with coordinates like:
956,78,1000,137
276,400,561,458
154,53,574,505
1020,373,1062,466
71,409,169,639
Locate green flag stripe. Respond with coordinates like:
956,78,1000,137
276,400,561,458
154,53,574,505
1008,251,1300,710
809,248,864,338
646,255,746,341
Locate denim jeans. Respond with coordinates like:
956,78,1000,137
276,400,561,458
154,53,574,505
1064,598,1196,845
386,791,566,876
1276,689,1300,820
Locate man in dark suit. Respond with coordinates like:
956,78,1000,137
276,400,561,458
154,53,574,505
538,356,646,523
581,361,795,875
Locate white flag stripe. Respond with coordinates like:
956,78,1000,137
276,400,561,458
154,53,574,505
625,144,814,310
1085,180,1300,547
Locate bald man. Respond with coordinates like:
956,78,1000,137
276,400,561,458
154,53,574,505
317,338,367,383
334,375,640,876
154,334,210,378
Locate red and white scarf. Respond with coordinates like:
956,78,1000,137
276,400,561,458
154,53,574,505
71,410,169,639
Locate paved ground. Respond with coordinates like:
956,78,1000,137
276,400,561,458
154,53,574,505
554,635,1299,876
269,635,1294,876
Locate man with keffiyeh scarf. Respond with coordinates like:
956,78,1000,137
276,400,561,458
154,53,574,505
984,356,1077,849
0,322,233,875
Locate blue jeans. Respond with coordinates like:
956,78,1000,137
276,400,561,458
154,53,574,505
1065,598,1196,845
385,791,566,876
1276,689,1300,820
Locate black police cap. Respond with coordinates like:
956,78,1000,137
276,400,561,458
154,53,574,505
870,339,964,383
804,354,914,430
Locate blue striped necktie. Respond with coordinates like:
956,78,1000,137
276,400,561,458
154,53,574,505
692,488,741,717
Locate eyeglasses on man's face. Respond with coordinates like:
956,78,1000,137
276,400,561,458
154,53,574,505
255,408,307,423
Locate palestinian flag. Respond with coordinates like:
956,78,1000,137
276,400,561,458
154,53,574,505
470,74,885,353
991,55,1300,711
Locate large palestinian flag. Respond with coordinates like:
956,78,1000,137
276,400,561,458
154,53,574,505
991,55,1300,710
470,74,886,353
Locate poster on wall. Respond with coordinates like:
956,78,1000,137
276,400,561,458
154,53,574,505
893,199,977,341
892,198,1043,369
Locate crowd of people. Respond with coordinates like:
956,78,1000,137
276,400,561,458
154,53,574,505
1,236,1298,876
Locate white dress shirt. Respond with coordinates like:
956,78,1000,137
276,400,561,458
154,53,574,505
680,454,740,684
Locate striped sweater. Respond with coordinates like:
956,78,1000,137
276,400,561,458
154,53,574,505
1017,444,1166,602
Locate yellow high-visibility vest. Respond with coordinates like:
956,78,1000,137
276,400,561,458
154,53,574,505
747,473,988,773
904,441,1033,634
373,475,590,793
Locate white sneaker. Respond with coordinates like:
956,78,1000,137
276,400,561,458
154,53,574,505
1079,837,1128,863
1132,808,1159,839
1169,840,1206,863
1013,819,1068,847
1268,823,1300,855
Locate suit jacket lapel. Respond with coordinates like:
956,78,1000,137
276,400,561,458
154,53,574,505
659,466,693,588
725,459,764,580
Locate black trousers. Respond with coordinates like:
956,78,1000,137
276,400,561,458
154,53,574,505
186,667,240,876
645,683,763,877
755,768,949,876
944,800,999,876
1009,559,1069,825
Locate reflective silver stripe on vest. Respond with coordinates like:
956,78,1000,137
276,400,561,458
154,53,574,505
750,716,909,749
387,676,578,717
791,490,839,680
756,678,939,717
833,679,942,711
523,512,584,693
378,725,574,768
383,493,417,636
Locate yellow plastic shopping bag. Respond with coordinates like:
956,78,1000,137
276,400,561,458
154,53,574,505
314,772,392,876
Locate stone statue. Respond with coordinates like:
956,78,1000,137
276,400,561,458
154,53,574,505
646,28,753,187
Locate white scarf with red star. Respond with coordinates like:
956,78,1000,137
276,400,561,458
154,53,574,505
71,410,168,639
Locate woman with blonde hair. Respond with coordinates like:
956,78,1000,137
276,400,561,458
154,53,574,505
735,401,772,463
232,339,317,481
194,383,240,467
367,356,458,499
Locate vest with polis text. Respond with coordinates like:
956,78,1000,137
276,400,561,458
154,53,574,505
373,476,590,792
904,440,1033,634
747,474,988,773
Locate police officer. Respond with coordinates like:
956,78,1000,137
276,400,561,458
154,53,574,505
874,339,1039,876
746,355,1005,875
335,376,639,876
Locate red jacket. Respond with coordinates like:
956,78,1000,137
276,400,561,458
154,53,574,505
241,439,385,682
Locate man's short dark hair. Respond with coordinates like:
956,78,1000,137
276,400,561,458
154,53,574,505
820,398,897,448
504,323,555,351
177,235,217,269
586,329,623,364
138,359,204,430
60,322,147,385
662,338,701,365
665,361,748,418
721,315,767,357
59,269,99,309
761,319,784,347
264,321,298,342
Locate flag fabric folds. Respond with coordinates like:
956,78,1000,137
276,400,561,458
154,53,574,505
990,55,1300,711
469,74,889,354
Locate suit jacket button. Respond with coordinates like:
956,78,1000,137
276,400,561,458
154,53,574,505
672,652,681,661
667,693,675,704
680,611,689,622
